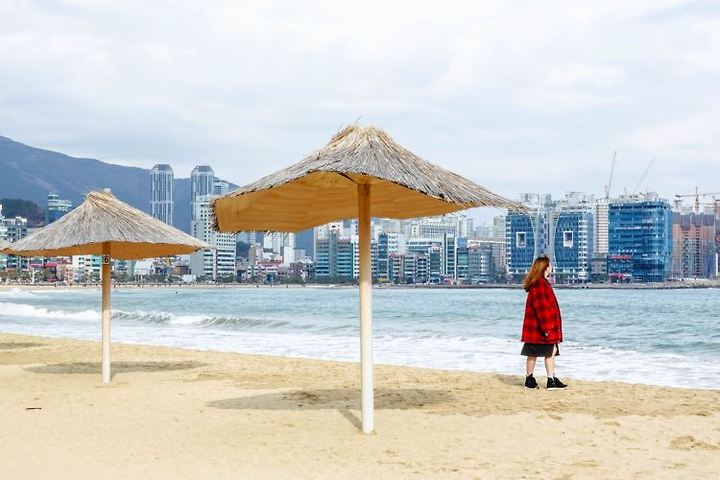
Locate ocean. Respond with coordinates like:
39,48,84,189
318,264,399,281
1,286,718,389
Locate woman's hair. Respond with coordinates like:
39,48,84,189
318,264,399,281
523,255,550,292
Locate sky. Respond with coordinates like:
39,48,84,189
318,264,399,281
1,0,719,223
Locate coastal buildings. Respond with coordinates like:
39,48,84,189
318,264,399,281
608,193,673,283
309,213,508,284
150,164,174,226
506,193,594,283
45,193,72,224
671,212,716,279
505,194,554,282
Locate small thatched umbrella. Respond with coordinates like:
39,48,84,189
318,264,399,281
5,189,209,383
213,125,524,433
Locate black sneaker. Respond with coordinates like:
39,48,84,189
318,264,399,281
524,374,539,389
547,377,567,390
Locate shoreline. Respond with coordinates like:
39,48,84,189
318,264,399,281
1,332,719,479
2,281,719,291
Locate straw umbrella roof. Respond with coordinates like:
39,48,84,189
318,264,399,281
0,240,10,252
213,125,525,233
5,190,209,259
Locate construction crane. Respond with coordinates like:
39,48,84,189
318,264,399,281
604,151,617,199
633,157,655,193
675,188,720,212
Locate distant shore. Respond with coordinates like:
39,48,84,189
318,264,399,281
2,280,719,291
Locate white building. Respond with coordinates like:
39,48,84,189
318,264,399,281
0,205,7,270
407,215,460,239
595,198,609,255
261,232,296,266
71,255,101,282
190,195,236,280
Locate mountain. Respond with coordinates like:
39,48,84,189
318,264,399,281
0,135,234,233
0,198,44,226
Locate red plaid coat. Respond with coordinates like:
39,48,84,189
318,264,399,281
522,277,563,344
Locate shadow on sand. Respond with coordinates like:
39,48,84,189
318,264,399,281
493,374,524,387
26,360,207,378
208,388,456,430
0,342,46,350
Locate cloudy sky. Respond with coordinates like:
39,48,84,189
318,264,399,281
1,0,719,221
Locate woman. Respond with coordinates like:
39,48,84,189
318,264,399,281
521,255,567,390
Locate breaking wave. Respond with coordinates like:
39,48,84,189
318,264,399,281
0,301,97,321
0,302,317,331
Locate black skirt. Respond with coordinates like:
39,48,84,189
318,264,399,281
521,343,559,358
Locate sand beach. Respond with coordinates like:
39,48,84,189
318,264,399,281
1,332,719,479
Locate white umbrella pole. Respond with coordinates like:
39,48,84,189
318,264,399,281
358,184,374,433
101,243,111,384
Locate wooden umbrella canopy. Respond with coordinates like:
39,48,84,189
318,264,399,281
212,125,524,434
213,125,524,233
5,189,209,383
6,189,208,259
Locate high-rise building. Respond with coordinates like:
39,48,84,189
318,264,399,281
376,233,390,282
507,193,594,283
492,215,506,240
0,205,7,270
263,233,296,265
45,193,72,224
595,198,609,255
505,194,553,281
553,193,595,283
608,193,673,283
190,166,214,221
150,164,174,226
671,212,716,279
314,230,354,280
443,233,456,279
456,237,469,281
468,244,492,282
190,195,236,280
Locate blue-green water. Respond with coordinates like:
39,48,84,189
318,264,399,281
1,286,718,388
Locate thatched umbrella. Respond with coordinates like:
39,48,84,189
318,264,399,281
213,125,524,433
5,189,209,383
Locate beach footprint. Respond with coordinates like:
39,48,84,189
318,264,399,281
670,435,720,451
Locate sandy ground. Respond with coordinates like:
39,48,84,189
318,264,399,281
1,333,719,480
